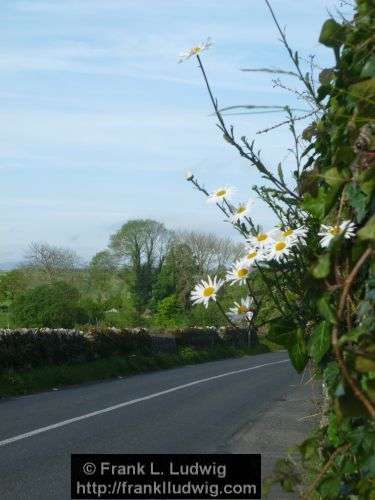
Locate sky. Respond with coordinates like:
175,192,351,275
0,0,350,267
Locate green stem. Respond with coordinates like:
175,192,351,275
215,300,241,331
255,263,285,315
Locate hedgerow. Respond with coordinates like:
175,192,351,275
0,326,256,373
182,1,374,497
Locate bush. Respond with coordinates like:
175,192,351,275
79,298,105,325
153,294,186,327
0,329,92,371
11,281,88,328
0,325,262,373
88,327,153,358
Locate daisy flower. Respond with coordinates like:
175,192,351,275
207,186,235,204
318,220,356,248
265,238,297,263
185,171,194,181
191,275,224,308
226,259,252,285
178,38,212,63
247,230,275,249
228,296,254,323
243,247,262,265
230,199,255,223
269,226,308,243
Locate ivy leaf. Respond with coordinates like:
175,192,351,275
322,167,346,187
312,253,331,279
302,125,316,143
309,321,331,363
317,84,331,101
358,215,375,240
336,391,369,417
317,295,337,324
319,68,335,85
302,187,338,218
361,55,375,78
288,328,308,372
349,78,375,108
319,19,346,48
266,317,295,347
346,184,369,222
298,437,318,462
318,475,341,497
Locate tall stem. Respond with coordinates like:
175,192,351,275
215,300,241,331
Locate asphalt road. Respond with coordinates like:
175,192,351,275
0,351,297,499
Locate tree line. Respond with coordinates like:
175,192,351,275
0,219,245,329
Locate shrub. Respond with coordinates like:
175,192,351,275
11,281,88,328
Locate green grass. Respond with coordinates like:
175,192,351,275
0,343,273,398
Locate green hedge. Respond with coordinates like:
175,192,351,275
0,326,252,372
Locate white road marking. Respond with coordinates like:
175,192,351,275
0,358,289,448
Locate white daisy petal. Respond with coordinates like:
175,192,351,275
247,229,275,249
265,238,296,263
227,296,254,323
226,259,252,285
178,38,212,63
318,220,356,248
190,275,224,308
207,186,235,204
230,199,255,223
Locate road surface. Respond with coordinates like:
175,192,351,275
0,351,297,499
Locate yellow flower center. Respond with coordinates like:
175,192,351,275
191,46,201,55
203,286,215,297
247,251,257,260
330,226,342,236
216,189,226,197
237,206,246,214
256,233,268,242
237,305,248,314
275,241,286,251
237,268,249,278
282,228,294,237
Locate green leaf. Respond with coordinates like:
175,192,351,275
302,187,338,219
355,355,375,373
339,328,365,345
266,317,295,348
358,215,375,240
361,55,375,78
288,328,308,372
319,68,335,85
309,321,331,363
312,253,331,279
319,19,346,48
318,475,341,497
322,167,346,187
277,162,285,184
349,78,375,103
317,295,337,324
347,184,369,222
317,84,331,101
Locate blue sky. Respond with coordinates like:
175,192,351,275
0,0,349,266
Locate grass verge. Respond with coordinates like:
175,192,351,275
0,343,274,398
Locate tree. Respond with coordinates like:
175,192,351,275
88,250,118,298
152,242,198,310
109,220,172,313
25,242,81,282
0,269,28,302
11,281,87,328
174,230,244,274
